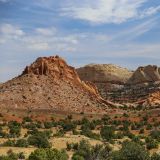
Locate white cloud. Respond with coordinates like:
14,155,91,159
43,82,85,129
0,24,24,36
0,24,25,45
140,6,160,18
0,24,78,52
61,0,160,24
0,24,25,42
110,18,158,42
28,42,50,51
35,27,57,36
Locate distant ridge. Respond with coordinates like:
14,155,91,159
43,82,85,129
77,64,160,108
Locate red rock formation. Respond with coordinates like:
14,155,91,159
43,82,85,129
77,64,160,108
0,55,111,114
21,56,105,100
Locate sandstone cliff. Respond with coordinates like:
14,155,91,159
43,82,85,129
127,65,160,84
77,64,160,108
77,64,133,84
0,56,110,114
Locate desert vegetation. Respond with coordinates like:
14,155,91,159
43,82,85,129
0,111,160,160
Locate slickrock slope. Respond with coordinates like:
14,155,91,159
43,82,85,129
77,64,160,108
113,65,160,107
77,64,133,100
0,56,110,114
127,65,160,84
77,64,133,84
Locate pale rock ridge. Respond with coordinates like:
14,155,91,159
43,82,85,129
77,64,133,84
127,65,160,84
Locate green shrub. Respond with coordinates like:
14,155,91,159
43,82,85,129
2,139,15,147
81,128,100,140
111,141,150,160
44,122,53,129
27,132,51,148
15,139,28,147
145,137,158,150
28,148,68,160
100,126,115,141
72,155,84,160
72,140,112,160
8,121,21,137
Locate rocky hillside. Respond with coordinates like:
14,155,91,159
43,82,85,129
77,64,133,101
111,65,160,107
0,56,111,114
77,64,160,108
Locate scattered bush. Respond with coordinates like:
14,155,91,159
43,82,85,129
111,141,150,160
100,126,115,141
27,132,51,148
28,148,68,160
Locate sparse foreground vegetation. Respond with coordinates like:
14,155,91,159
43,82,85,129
0,111,160,160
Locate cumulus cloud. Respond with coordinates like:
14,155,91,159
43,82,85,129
61,0,160,24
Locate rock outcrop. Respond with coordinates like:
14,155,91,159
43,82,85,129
77,64,133,84
127,65,160,84
77,64,133,102
77,64,160,108
0,56,111,114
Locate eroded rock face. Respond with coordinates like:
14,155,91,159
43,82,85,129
77,64,133,102
77,64,133,84
0,55,111,114
22,56,81,82
77,64,160,108
127,65,160,84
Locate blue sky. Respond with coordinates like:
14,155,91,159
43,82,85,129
0,0,160,82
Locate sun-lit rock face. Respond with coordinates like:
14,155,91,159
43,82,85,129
0,55,113,114
77,63,133,102
22,55,103,98
22,55,81,82
77,63,160,108
77,64,133,84
127,65,160,85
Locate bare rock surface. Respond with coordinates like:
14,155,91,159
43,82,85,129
77,64,133,84
127,65,160,84
0,56,111,114
77,64,160,108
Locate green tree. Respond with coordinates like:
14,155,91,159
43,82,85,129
28,149,47,160
27,132,51,148
28,148,68,160
111,141,150,160
8,121,21,137
100,126,115,141
87,144,112,160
